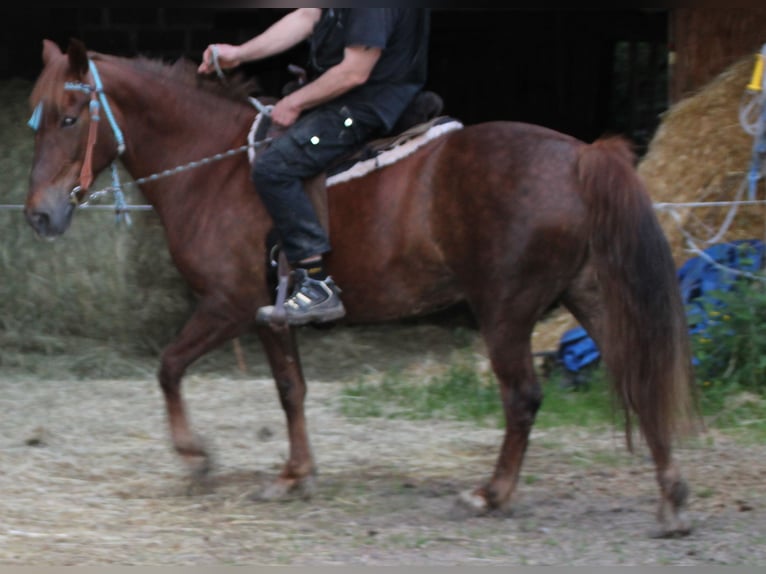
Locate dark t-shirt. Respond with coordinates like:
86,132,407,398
308,8,429,132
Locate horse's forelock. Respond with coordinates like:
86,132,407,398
30,51,73,113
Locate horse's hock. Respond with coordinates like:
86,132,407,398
639,54,766,267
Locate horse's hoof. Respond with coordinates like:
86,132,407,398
252,474,316,502
650,513,693,539
649,526,693,539
186,474,213,496
182,455,213,495
176,434,212,473
655,490,692,538
449,489,489,519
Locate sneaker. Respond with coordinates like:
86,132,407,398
256,269,346,326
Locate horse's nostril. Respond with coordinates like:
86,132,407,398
27,210,50,233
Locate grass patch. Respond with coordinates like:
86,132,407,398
339,348,615,429
699,386,766,443
339,344,766,441
340,352,503,425
535,369,615,429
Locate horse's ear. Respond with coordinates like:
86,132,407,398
42,39,62,65
66,38,89,78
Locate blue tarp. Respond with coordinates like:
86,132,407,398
556,239,766,373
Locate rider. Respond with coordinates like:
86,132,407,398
198,8,430,325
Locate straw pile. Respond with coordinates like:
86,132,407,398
639,54,766,266
0,79,194,376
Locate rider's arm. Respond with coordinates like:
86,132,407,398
198,9,321,73
237,8,321,62
271,45,381,126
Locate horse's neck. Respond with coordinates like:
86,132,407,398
103,61,251,207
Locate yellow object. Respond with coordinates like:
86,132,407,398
747,53,764,91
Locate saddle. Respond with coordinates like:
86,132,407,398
251,89,446,328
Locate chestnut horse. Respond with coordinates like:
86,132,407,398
25,39,698,535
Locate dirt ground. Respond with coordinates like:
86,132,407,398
0,324,764,567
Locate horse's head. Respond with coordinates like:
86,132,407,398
25,38,122,238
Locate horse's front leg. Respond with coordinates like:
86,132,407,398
158,303,241,485
254,324,316,500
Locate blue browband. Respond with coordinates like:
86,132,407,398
27,101,42,130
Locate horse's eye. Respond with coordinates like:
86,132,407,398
61,116,77,128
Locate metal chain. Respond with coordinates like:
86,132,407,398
129,138,271,188
74,136,273,215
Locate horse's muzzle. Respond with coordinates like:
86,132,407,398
24,197,75,238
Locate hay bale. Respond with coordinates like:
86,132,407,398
0,79,193,368
639,54,766,266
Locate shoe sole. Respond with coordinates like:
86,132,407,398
285,307,346,326
255,307,346,327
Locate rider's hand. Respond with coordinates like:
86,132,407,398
197,44,241,75
271,96,302,128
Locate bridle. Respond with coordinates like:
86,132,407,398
28,58,126,206
28,56,274,219
63,59,126,203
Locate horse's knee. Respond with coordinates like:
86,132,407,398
158,354,186,395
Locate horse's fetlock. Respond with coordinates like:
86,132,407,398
281,461,315,481
482,485,506,509
666,477,689,510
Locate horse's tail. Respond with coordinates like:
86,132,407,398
577,136,699,451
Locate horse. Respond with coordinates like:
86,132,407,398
24,38,699,536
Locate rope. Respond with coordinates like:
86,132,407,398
0,204,153,211
662,206,766,283
210,45,227,82
4,196,765,214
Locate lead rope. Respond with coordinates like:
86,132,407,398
210,45,227,83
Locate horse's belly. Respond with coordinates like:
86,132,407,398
340,272,462,324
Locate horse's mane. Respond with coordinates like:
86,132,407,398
93,52,263,103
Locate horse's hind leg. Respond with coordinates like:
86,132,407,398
457,311,542,514
562,270,691,537
254,324,316,500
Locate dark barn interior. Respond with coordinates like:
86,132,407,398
1,7,670,152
